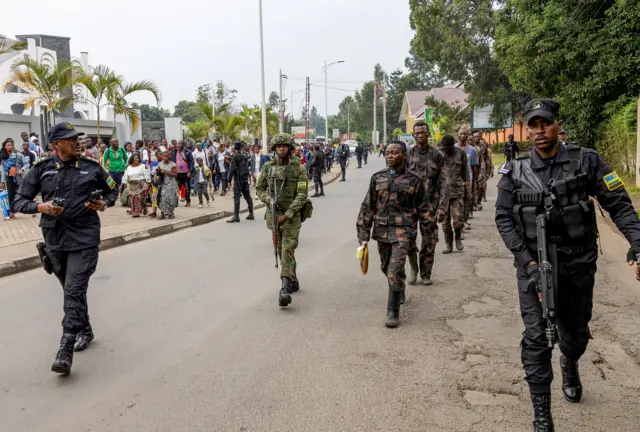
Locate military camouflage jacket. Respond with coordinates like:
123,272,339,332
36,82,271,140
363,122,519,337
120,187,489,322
406,144,450,212
442,148,469,199
256,157,309,220
475,141,491,172
357,168,431,244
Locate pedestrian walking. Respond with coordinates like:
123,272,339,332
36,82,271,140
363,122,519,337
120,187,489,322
356,141,431,327
456,128,478,228
0,138,26,220
309,144,326,197
495,99,640,431
405,121,449,286
13,122,118,375
504,134,520,162
194,157,212,208
102,138,128,191
439,134,468,253
355,142,364,168
156,151,178,219
256,133,309,307
336,142,350,181
227,141,254,223
171,141,194,207
121,152,151,218
471,130,491,210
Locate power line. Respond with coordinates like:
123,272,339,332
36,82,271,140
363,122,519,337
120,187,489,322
310,83,357,92
288,76,367,85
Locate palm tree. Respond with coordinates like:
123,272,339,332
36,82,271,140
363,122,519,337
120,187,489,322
74,65,122,139
185,120,210,141
0,38,27,55
109,80,162,137
2,58,76,121
212,114,243,143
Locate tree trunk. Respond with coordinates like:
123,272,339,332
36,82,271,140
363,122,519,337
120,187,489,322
96,110,101,143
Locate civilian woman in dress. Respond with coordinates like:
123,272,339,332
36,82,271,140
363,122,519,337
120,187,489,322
120,151,151,218
0,138,26,220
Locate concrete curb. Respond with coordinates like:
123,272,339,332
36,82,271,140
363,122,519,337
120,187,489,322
0,172,341,278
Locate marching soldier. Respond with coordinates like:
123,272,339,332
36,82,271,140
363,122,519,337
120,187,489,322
357,141,431,327
439,134,469,253
496,99,640,431
256,134,309,307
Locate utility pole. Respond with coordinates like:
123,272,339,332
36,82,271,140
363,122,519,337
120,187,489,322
382,76,387,148
373,79,377,149
324,60,345,145
347,102,350,140
279,70,287,133
305,77,310,147
258,0,267,152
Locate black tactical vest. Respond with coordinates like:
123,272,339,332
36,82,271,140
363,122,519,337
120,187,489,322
233,154,249,178
512,147,596,254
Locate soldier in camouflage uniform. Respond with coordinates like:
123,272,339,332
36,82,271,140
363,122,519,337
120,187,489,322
439,134,469,253
256,133,309,307
357,141,432,328
472,130,492,211
405,121,449,286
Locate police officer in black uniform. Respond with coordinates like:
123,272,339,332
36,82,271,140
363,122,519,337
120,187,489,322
14,122,118,375
495,99,640,431
355,142,364,168
226,141,254,223
504,133,520,162
336,142,350,181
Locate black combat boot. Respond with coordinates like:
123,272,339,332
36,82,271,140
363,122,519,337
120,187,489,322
290,279,300,292
385,289,401,328
311,184,320,198
454,227,464,251
422,263,434,286
246,208,255,220
279,277,292,307
400,288,406,305
407,252,418,285
227,215,240,223
51,333,76,374
560,355,583,403
531,394,554,432
74,321,94,352
319,183,325,196
442,231,454,254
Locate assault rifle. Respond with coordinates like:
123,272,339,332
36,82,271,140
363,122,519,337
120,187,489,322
535,192,558,347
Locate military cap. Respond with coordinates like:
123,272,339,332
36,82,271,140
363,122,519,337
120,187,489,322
524,99,560,125
559,129,567,135
48,122,85,143
270,133,295,151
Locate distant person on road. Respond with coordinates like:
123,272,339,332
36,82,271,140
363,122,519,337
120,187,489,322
102,138,128,191
171,140,194,207
471,130,491,211
14,122,117,375
439,134,468,254
309,144,326,197
495,99,640,431
156,151,178,219
356,141,431,328
226,141,254,223
363,142,370,164
194,156,212,208
0,138,26,220
336,142,350,181
355,142,364,168
504,134,520,162
324,145,334,172
121,151,151,218
456,128,478,227
256,133,309,308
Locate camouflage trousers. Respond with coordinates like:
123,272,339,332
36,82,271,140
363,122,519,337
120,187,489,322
378,241,409,292
266,212,301,281
442,197,465,233
475,168,488,206
409,220,438,279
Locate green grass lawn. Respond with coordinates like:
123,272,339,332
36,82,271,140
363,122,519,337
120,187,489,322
622,176,640,198
492,153,506,167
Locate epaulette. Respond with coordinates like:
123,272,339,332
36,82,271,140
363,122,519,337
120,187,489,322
79,155,99,164
32,156,51,166
515,154,530,160
498,161,512,175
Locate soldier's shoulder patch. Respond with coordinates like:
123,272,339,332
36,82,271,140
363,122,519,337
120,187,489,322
33,156,51,166
498,162,512,175
297,181,307,190
603,171,623,191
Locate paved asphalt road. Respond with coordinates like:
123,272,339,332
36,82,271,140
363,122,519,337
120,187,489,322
1,155,639,431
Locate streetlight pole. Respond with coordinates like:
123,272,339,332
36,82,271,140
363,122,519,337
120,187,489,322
324,60,345,145
258,0,268,152
347,103,350,139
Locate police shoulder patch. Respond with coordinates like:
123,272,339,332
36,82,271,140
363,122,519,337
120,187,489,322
498,162,512,175
79,155,99,164
603,171,623,191
106,175,116,190
33,156,51,166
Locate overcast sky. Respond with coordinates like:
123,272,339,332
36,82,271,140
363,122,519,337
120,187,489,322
4,0,414,118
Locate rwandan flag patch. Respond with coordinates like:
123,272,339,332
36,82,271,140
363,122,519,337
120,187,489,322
603,171,623,191
297,181,307,190
106,176,116,190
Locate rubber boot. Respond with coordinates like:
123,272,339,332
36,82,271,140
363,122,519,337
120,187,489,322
407,252,418,285
531,394,554,432
442,231,454,254
227,215,240,223
74,321,94,352
290,278,300,292
51,333,76,375
385,289,401,328
560,355,583,403
455,227,464,251
279,277,292,307
246,207,255,220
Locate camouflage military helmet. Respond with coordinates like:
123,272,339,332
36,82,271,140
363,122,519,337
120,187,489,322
270,133,295,151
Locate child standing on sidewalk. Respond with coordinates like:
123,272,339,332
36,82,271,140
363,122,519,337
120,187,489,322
194,157,212,208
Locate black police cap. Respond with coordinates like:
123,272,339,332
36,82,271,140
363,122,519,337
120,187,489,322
524,99,560,125
48,122,85,143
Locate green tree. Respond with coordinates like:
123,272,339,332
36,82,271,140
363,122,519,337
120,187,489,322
0,38,27,55
268,91,280,110
185,120,211,141
2,58,77,121
173,100,200,122
75,65,122,138
214,80,237,110
196,84,213,105
133,103,171,121
109,79,162,136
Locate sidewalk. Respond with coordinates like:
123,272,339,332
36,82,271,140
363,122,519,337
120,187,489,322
0,169,341,277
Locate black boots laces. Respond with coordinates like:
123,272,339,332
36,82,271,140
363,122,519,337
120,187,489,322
531,394,554,432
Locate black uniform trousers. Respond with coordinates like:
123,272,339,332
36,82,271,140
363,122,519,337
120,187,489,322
517,261,595,394
339,159,347,179
176,173,191,203
363,152,368,164
357,156,362,168
50,247,100,334
233,177,253,216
